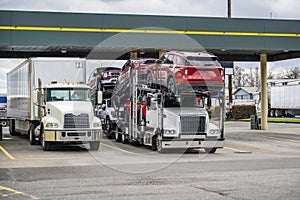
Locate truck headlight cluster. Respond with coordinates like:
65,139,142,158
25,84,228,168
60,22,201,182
93,122,102,128
163,129,176,136
209,129,220,135
45,123,58,128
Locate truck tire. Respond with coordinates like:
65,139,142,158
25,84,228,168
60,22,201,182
121,134,128,144
41,127,51,151
275,110,281,117
106,117,111,133
155,134,165,153
42,139,51,151
1,120,7,127
29,124,38,145
114,126,122,142
151,135,157,151
9,119,18,136
204,148,217,154
89,141,100,151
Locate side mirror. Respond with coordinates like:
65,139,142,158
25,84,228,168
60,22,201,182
101,104,106,111
97,91,103,105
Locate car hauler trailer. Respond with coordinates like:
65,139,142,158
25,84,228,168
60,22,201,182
269,81,300,117
111,66,225,153
7,58,102,150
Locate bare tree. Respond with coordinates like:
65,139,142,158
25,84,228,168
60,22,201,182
233,66,245,88
234,66,260,88
246,67,260,87
267,70,275,79
284,67,300,79
255,67,260,87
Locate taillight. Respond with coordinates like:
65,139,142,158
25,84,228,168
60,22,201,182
217,68,225,82
182,67,196,76
102,76,112,80
184,69,188,75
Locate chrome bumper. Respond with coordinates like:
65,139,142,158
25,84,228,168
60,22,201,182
162,139,224,149
43,129,101,143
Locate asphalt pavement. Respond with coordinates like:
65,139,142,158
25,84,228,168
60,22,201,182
0,121,299,199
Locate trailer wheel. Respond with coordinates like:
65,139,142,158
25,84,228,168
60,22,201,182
275,110,281,117
89,141,100,151
204,148,217,154
29,124,38,145
269,110,275,117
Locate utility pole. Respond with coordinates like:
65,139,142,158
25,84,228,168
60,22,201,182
228,0,233,109
228,0,231,18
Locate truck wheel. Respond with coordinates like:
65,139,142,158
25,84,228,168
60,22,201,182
114,127,122,142
204,148,217,154
9,119,18,136
121,134,128,144
29,124,37,145
151,135,157,151
42,137,51,151
106,117,111,132
156,134,164,153
1,120,7,127
89,141,100,151
41,130,51,151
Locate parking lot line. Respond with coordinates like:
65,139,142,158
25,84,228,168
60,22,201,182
0,185,39,200
101,143,147,157
261,136,300,143
0,145,15,160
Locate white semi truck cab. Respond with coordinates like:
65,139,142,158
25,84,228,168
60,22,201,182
7,58,102,151
36,82,102,150
112,67,225,153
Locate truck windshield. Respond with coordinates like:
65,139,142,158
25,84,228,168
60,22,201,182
47,88,91,102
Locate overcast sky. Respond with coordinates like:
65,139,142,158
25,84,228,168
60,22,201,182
1,0,300,19
1,0,300,92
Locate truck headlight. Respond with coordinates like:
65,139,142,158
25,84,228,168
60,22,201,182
93,122,101,128
45,123,58,128
163,129,176,136
111,111,116,118
209,129,220,135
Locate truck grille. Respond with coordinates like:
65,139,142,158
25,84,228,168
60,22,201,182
64,113,89,129
180,116,206,134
